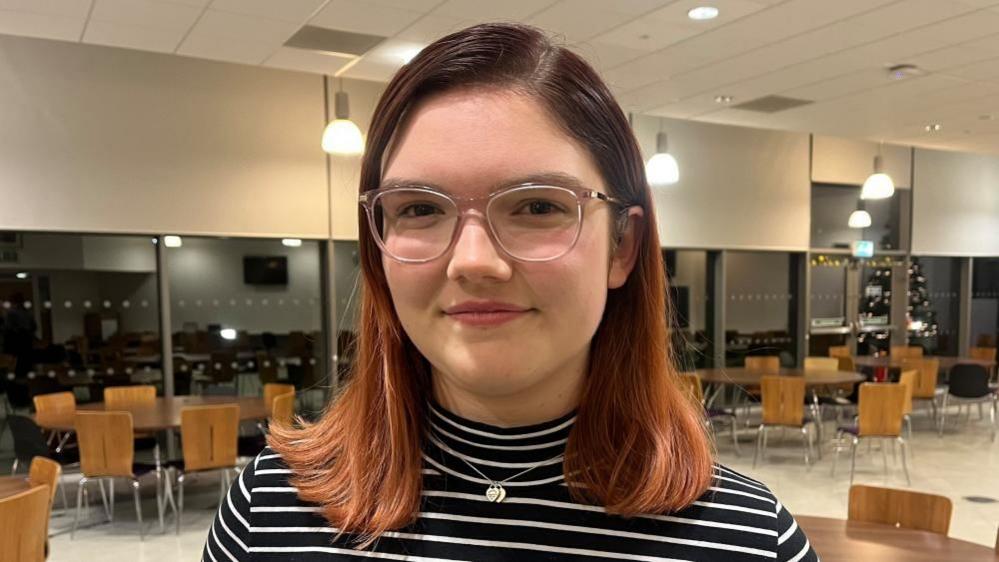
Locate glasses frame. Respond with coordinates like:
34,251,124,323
359,183,628,264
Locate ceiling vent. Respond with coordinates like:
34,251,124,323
731,95,813,113
284,26,385,57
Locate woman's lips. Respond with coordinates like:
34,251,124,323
445,309,531,327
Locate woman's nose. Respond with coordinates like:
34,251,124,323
445,214,513,282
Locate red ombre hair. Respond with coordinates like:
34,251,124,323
269,22,714,547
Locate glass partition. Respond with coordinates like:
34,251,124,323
724,251,796,367
971,257,999,349
664,250,711,371
908,257,960,356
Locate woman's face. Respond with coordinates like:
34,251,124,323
380,88,640,407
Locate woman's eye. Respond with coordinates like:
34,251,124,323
516,200,564,215
398,203,442,217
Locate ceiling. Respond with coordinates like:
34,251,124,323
3,0,999,154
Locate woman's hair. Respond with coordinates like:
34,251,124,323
269,22,714,547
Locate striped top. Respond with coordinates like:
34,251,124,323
205,403,819,561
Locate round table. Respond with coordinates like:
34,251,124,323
799,515,999,561
695,368,865,387
34,396,268,432
854,356,996,371
0,476,31,501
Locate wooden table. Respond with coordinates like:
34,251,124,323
799,515,999,561
34,396,268,432
0,476,31,501
854,355,996,371
696,368,865,387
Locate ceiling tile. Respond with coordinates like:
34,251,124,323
176,9,299,64
527,1,640,43
431,0,560,21
570,40,649,71
0,0,91,18
90,0,202,31
393,13,472,42
82,20,186,52
0,9,86,41
339,37,423,81
908,33,999,72
262,46,355,74
592,17,702,52
310,0,423,37
946,57,999,80
210,0,327,24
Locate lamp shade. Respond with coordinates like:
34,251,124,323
322,119,364,154
848,209,872,228
646,131,679,185
860,155,894,199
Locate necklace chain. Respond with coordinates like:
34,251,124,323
432,433,564,503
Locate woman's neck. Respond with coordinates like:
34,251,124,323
431,352,587,428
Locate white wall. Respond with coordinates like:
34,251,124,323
912,148,999,256
633,115,811,251
0,34,329,238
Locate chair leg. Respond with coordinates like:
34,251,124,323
752,425,765,468
800,426,811,466
938,394,949,437
10,458,18,475
131,479,144,541
881,437,890,479
849,437,859,485
898,437,911,486
176,473,185,535
155,469,165,533
832,430,842,477
58,475,69,511
72,477,87,539
97,480,111,523
730,417,742,456
109,478,115,523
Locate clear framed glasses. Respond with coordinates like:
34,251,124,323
359,183,626,263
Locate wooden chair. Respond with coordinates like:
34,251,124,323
753,376,818,467
263,383,295,417
168,404,239,534
72,411,168,539
828,346,851,358
890,346,924,358
745,356,780,374
30,391,76,461
848,484,951,535
104,385,155,410
271,392,296,427
28,456,62,522
0,485,50,562
970,347,997,362
903,358,941,420
833,383,910,485
804,357,840,371
897,370,917,443
678,373,741,455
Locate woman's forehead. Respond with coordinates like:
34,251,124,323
381,88,605,198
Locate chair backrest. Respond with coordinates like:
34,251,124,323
676,373,704,406
836,356,856,372
271,392,295,427
74,411,135,477
903,358,939,399
28,456,61,516
803,357,839,371
104,385,155,410
848,484,952,535
948,364,991,398
969,347,997,362
828,346,851,358
760,376,805,426
263,383,295,417
7,416,51,463
891,345,923,358
745,356,780,374
858,383,905,437
897,370,917,416
180,405,239,472
33,391,75,420
0,485,50,562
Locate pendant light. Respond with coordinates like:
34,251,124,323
645,118,679,186
848,208,872,228
860,142,894,199
321,77,364,155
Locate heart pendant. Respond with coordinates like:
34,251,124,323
485,484,506,503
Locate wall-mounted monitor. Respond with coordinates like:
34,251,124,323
243,256,288,285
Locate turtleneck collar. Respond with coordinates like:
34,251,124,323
423,399,576,487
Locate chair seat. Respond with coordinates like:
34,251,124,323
706,407,735,418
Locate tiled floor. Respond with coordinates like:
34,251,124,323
4,405,997,561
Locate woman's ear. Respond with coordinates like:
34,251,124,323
608,206,645,289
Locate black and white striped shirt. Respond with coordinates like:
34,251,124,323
205,403,819,561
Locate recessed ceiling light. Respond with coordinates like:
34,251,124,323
886,63,924,81
924,123,941,132
688,6,719,20
714,95,733,104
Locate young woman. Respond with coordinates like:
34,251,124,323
206,23,817,562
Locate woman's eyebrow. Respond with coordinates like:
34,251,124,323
378,171,587,192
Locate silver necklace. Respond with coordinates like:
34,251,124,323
456,455,562,503
434,436,563,502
